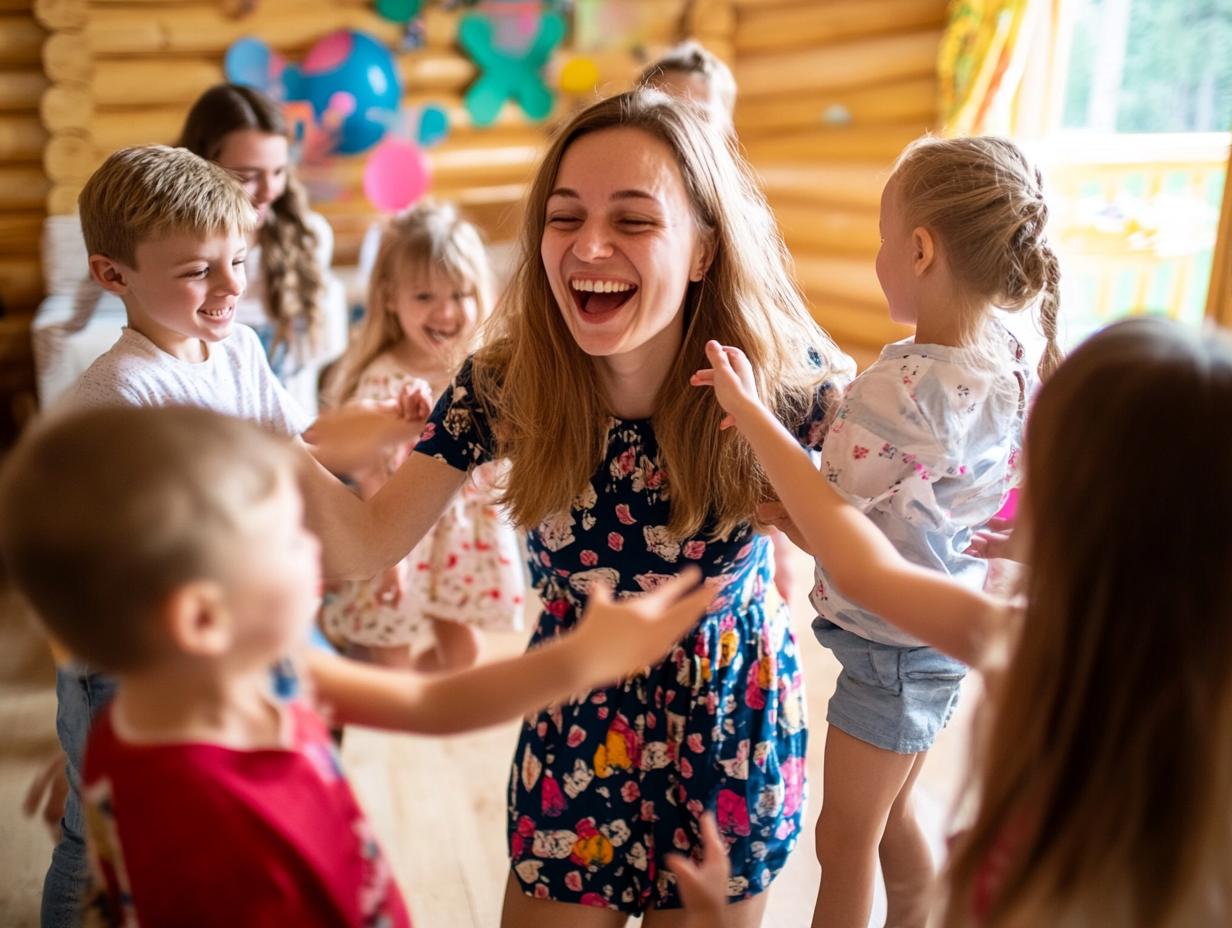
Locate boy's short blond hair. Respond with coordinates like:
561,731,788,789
0,406,296,672
78,145,257,267
636,40,737,118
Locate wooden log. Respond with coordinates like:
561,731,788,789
89,108,182,151
93,58,223,107
735,0,948,55
0,114,47,162
735,76,938,135
774,202,881,257
757,163,888,211
744,124,921,164
0,166,52,210
300,130,546,191
39,83,92,134
735,30,942,98
399,48,477,94
0,211,44,256
43,31,90,84
43,133,97,185
688,0,735,39
86,4,402,56
795,252,884,309
0,255,44,310
48,182,81,215
0,70,48,113
803,295,909,353
0,15,45,67
34,0,85,31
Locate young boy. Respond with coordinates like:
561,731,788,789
34,144,420,926
0,405,714,926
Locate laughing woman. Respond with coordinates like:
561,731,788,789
309,89,852,927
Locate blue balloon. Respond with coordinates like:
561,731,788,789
224,37,275,91
296,30,403,155
417,104,450,147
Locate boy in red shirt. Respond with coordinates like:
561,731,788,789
0,405,713,926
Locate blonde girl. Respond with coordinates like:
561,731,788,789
718,136,1061,928
320,201,523,671
304,88,852,927
698,312,1232,928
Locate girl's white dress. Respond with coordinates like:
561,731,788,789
319,352,524,647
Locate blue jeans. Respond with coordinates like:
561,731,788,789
41,665,116,928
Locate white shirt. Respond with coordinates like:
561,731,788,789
69,324,311,437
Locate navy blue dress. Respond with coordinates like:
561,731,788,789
414,357,838,913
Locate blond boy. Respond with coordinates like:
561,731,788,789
636,40,737,132
33,145,417,926
0,405,712,926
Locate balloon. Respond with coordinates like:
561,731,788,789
417,104,450,146
363,138,431,213
224,37,282,93
375,0,422,24
294,30,402,155
459,12,564,126
559,57,599,95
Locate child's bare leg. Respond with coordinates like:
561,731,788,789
412,618,482,672
812,727,919,928
344,642,413,669
878,752,932,928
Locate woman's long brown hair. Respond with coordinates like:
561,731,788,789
473,89,850,539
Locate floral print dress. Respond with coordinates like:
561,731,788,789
414,357,840,914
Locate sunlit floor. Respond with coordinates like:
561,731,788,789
0,547,979,927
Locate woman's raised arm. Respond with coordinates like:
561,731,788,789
300,449,468,580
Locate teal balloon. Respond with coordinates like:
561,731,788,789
375,0,421,24
459,12,565,127
417,105,450,146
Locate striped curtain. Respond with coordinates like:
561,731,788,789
938,0,1057,136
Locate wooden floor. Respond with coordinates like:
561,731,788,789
0,549,978,927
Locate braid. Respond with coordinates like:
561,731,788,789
259,175,326,354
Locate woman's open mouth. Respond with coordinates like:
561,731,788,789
570,277,638,321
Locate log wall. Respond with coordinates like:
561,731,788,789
0,0,47,441
732,0,948,356
34,0,689,263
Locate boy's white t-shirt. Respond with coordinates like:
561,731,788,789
69,323,311,436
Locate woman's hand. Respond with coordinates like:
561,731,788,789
573,568,713,685
690,340,764,431
375,564,406,609
666,813,732,925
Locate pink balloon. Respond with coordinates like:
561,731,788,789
303,31,352,75
363,139,431,213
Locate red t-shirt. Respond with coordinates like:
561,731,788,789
81,700,411,927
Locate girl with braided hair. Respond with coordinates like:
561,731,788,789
747,134,1062,928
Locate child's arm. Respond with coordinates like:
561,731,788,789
692,341,1001,669
303,379,434,476
666,813,733,928
306,570,713,734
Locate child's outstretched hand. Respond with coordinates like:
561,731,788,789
690,340,763,430
574,568,713,685
666,812,732,926
394,377,434,427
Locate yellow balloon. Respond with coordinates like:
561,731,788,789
559,57,599,95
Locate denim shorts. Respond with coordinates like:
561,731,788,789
812,619,966,754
